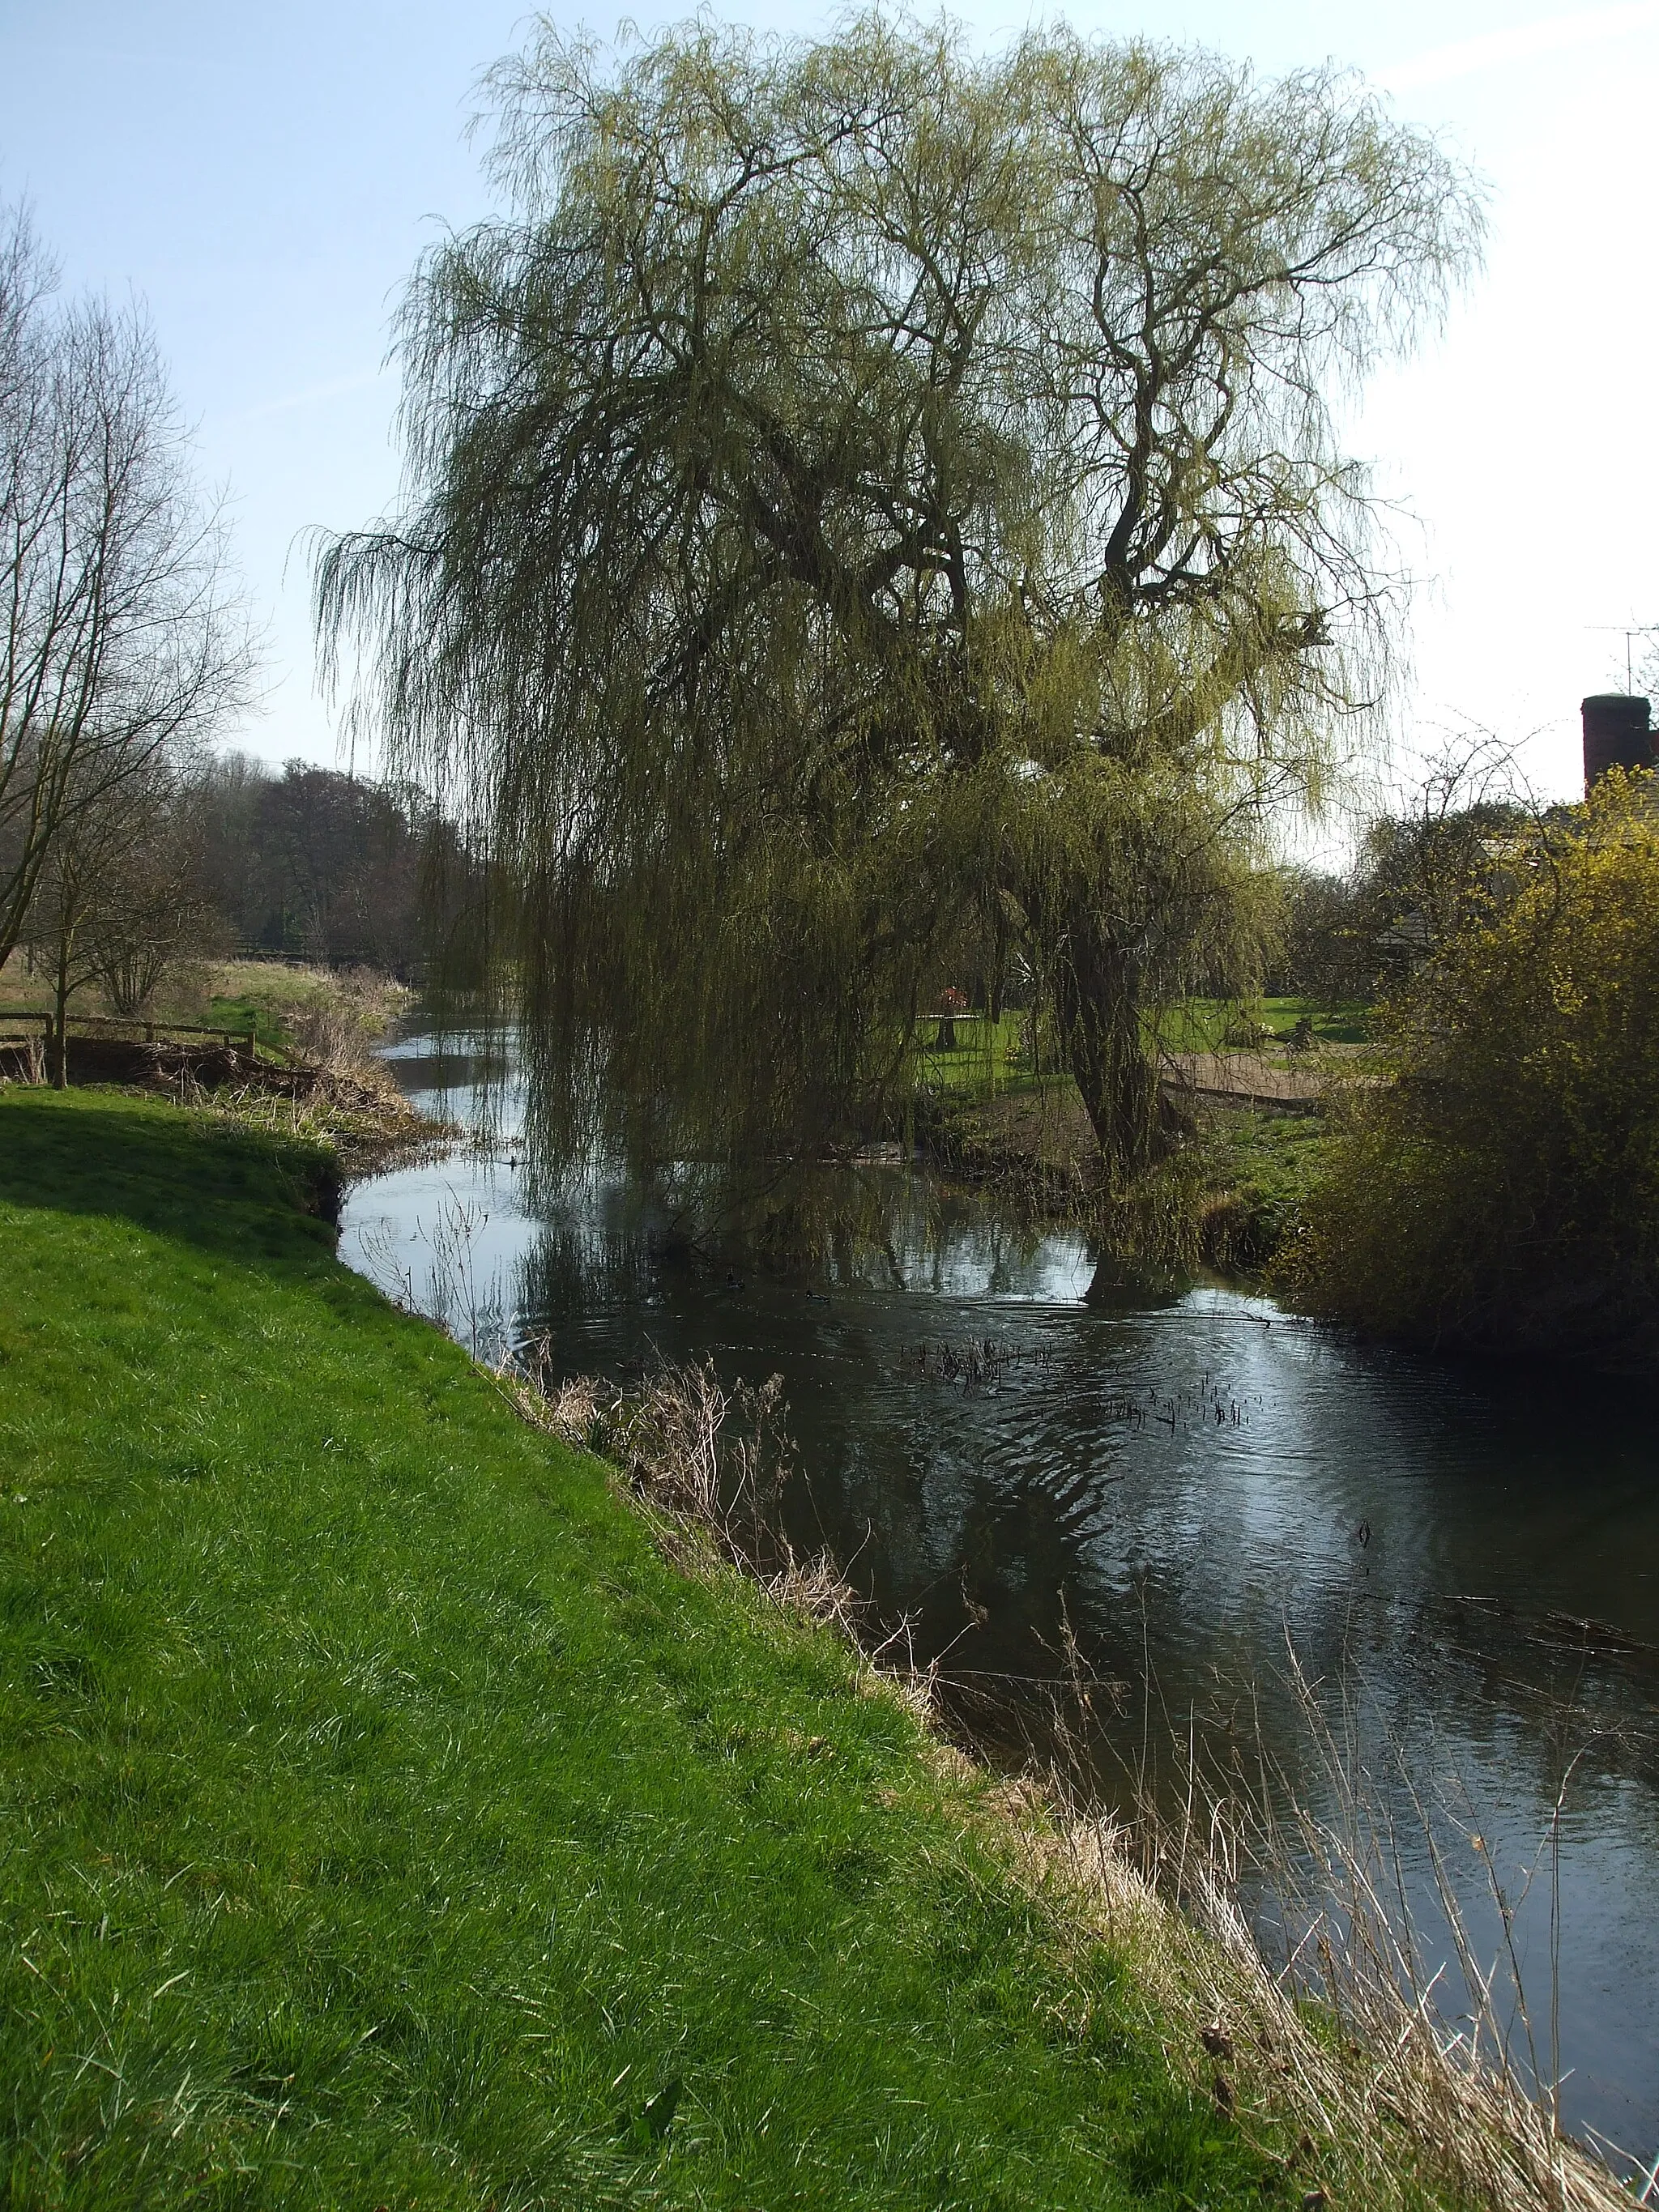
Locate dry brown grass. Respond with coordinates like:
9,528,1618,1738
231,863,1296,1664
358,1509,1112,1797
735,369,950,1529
1021,1624,1641,2212
223,963,408,1072
0,951,412,1058
497,1351,864,1644
105,1055,441,1177
1027,1806,1633,2212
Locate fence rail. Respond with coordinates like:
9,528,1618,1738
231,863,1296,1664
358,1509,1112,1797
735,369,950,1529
0,1007,267,1053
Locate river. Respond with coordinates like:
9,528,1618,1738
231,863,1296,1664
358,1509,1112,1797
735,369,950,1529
339,1029,1659,2181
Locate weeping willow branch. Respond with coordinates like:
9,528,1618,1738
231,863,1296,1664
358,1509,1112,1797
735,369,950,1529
314,13,1483,1184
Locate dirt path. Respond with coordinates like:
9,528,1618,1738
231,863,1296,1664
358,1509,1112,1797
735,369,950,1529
1163,1050,1334,1109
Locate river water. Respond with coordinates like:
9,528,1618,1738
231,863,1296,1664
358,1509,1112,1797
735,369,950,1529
340,1031,1659,2179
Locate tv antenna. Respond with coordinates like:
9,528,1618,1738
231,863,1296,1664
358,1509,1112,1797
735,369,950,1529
1588,624,1659,693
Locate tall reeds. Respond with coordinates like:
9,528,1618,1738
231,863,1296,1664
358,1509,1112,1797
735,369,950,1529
1035,1634,1641,2212
500,1349,863,1643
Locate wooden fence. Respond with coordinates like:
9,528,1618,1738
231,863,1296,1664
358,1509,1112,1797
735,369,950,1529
0,1008,263,1052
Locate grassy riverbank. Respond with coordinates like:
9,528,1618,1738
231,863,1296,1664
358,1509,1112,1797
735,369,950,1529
923,1080,1330,1275
0,1088,1297,2209
0,952,410,1063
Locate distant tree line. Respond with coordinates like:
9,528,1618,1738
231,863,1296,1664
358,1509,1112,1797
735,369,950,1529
12,751,450,1008
188,755,442,975
16,752,457,992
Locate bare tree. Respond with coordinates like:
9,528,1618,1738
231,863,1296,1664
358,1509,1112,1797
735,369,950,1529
84,758,218,1016
0,202,254,980
23,765,126,1085
27,749,230,1081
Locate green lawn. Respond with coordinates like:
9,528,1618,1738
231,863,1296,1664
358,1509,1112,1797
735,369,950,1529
915,999,1373,1109
1159,998,1373,1053
0,1089,1290,2209
916,1010,1031,1094
915,1012,1090,1102
203,992,288,1046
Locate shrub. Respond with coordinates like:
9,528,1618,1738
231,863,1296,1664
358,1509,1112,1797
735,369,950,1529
1282,772,1659,1362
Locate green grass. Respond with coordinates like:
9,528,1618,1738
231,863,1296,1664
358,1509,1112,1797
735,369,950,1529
203,992,287,1046
915,1012,1081,1102
1256,995,1371,1045
1193,1108,1332,1270
917,1010,1025,1092
0,954,407,1070
915,999,1374,1112
1160,997,1373,1053
0,1089,1292,2209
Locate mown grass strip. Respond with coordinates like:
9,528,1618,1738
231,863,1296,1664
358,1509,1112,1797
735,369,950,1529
0,1089,1289,2209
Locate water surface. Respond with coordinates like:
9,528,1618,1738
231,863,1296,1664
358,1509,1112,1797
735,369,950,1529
342,1032,1659,2177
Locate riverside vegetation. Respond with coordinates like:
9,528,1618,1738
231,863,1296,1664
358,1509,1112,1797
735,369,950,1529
0,953,412,1065
923,769,1659,1373
0,956,433,1172
1283,771,1659,1367
1,1086,1313,2210
6,1088,1644,2209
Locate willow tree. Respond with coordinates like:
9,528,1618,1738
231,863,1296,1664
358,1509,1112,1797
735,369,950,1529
316,16,1481,1178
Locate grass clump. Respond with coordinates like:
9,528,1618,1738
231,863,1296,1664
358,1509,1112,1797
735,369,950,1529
0,1087,1296,2209
196,958,410,1068
1191,1110,1331,1272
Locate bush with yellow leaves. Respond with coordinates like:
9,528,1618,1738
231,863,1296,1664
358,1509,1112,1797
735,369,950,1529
1283,770,1659,1365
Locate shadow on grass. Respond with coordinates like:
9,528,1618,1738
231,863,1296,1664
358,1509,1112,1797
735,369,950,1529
0,1088,341,1275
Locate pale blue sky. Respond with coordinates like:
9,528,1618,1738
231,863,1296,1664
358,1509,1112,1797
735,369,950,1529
3,0,1656,812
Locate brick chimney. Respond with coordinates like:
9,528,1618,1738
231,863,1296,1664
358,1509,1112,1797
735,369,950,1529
1581,694,1654,795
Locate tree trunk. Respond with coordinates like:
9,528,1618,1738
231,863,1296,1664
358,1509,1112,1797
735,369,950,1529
52,926,70,1089
48,859,84,1091
1047,903,1172,1182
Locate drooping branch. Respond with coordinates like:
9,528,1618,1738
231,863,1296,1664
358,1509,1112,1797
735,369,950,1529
314,15,1482,1182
